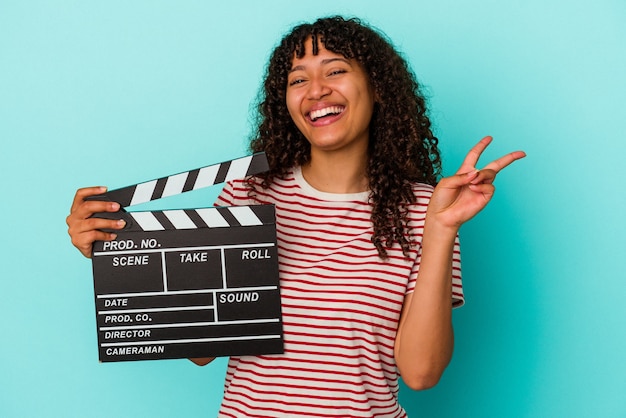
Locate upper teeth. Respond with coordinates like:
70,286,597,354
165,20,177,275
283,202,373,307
310,106,343,121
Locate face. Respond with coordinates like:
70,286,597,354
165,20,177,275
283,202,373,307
286,38,375,156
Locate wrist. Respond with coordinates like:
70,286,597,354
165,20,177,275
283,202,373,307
423,214,459,243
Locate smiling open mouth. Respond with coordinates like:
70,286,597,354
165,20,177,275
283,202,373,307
308,106,345,122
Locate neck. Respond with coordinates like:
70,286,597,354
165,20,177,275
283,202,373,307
302,148,369,194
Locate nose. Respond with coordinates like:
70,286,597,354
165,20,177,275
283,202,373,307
307,75,331,100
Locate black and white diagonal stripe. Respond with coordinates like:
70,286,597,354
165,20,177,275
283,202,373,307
127,205,272,232
93,153,268,208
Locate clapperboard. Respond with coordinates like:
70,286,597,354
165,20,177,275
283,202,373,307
88,153,283,362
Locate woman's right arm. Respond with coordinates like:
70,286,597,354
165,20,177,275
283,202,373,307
66,186,127,258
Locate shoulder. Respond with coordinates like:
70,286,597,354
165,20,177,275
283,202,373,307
410,182,435,196
217,169,298,207
215,178,251,206
410,182,435,205
403,182,434,229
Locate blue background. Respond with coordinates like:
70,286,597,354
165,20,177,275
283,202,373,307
1,1,624,417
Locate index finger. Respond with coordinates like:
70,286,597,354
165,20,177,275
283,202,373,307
483,150,527,173
457,136,493,174
70,186,108,213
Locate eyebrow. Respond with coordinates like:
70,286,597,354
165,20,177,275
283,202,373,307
289,57,352,73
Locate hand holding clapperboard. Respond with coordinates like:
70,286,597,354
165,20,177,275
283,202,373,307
87,153,283,362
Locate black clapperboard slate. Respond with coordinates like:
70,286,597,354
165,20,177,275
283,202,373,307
88,153,283,362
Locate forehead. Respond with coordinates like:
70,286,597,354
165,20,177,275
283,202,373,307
290,37,350,67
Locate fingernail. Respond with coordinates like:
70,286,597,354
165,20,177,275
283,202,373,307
116,219,126,227
111,202,120,211
466,170,479,178
110,233,118,240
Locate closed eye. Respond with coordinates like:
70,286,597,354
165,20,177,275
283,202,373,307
288,78,306,87
328,69,347,76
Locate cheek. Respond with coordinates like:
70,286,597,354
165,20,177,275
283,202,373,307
285,91,295,112
286,92,305,126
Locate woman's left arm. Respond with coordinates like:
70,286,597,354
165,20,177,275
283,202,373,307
394,136,526,390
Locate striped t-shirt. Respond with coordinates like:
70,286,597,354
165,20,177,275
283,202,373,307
215,166,463,418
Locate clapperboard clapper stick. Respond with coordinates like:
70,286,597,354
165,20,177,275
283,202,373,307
86,153,283,362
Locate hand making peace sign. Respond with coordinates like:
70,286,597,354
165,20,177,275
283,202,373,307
427,136,526,230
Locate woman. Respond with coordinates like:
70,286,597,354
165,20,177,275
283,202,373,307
67,16,525,417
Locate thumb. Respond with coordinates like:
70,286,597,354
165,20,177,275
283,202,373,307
439,170,479,189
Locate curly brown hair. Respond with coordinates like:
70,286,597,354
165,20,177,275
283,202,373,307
248,15,442,259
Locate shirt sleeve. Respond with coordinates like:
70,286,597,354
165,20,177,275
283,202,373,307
404,184,464,308
451,234,464,307
405,235,464,308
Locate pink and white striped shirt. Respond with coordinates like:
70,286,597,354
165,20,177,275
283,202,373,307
215,166,463,417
